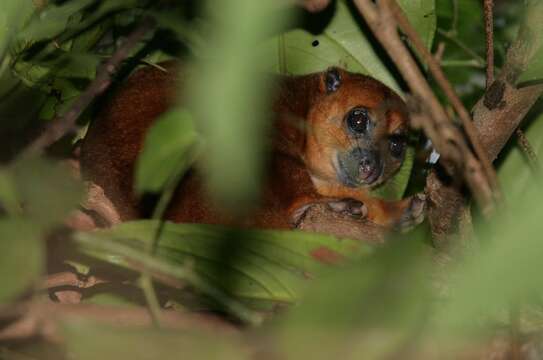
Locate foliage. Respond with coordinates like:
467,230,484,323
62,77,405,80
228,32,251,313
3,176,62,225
0,0,542,358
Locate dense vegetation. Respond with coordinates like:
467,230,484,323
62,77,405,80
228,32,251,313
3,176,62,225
0,0,542,358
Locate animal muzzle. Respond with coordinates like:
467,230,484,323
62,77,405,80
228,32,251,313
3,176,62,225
357,149,381,184
337,148,383,187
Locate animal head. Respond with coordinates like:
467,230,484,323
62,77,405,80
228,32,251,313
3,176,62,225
305,67,409,189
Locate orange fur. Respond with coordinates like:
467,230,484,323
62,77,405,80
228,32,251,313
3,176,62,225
81,62,414,230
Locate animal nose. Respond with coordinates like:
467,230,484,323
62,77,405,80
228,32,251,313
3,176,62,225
358,150,379,172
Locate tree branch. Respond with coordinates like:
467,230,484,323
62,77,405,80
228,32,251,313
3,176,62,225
473,0,543,162
19,17,156,158
432,0,543,243
0,302,239,342
386,0,500,202
352,0,496,216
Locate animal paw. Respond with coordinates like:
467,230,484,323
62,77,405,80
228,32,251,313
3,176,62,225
326,198,368,218
394,193,426,233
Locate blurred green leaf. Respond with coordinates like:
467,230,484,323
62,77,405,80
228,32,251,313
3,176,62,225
62,319,247,360
517,0,543,84
518,43,543,85
436,183,543,331
75,220,373,305
0,168,20,215
11,157,83,228
0,219,43,303
498,110,543,203
135,108,199,195
188,0,295,210
274,239,432,360
0,0,35,61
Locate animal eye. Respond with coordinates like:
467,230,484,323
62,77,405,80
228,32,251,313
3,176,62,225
346,107,369,134
389,135,406,158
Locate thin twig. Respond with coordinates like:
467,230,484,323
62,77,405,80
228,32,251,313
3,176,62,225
483,0,495,88
484,0,539,171
474,0,543,163
515,129,539,169
428,0,543,242
40,272,105,290
386,0,501,204
19,17,156,158
352,0,495,216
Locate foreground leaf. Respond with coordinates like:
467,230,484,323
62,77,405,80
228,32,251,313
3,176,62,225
135,108,199,195
62,319,247,360
273,239,432,360
75,221,373,305
0,219,43,303
11,157,83,228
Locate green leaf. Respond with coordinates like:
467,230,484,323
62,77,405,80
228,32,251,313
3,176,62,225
398,0,436,50
274,240,432,360
370,146,415,200
498,110,543,204
518,46,543,84
0,0,35,60
517,1,543,84
11,157,83,228
0,219,44,303
135,108,199,195
62,319,247,360
435,182,543,332
262,0,399,91
16,0,96,45
75,221,373,305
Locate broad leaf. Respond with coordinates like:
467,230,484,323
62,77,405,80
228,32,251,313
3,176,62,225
75,220,373,305
274,240,432,360
263,0,399,91
398,0,436,51
498,111,543,203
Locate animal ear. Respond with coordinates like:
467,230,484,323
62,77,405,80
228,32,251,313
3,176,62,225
323,67,342,93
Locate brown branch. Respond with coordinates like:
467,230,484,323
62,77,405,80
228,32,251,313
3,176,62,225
296,203,385,244
430,1,543,243
515,128,539,169
386,0,500,203
484,0,538,170
473,0,543,162
0,302,239,342
352,0,495,216
39,272,106,291
19,17,156,158
484,0,495,87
